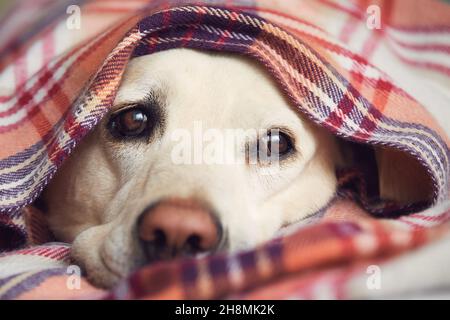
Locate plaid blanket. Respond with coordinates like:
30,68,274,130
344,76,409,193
0,0,449,299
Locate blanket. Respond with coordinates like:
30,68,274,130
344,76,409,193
0,0,449,299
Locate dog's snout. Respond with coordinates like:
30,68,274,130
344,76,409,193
138,198,221,260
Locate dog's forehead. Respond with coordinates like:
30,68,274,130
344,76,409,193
114,48,299,129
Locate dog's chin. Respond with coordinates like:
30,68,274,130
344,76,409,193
86,258,123,289
71,245,121,289
70,224,143,289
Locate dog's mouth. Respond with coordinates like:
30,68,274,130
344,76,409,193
141,241,217,263
95,231,227,286
139,227,228,264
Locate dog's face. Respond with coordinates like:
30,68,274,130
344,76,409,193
43,48,340,287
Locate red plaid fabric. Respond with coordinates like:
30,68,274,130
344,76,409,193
0,0,449,299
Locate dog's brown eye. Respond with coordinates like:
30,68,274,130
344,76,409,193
109,107,149,137
258,130,294,160
270,131,291,155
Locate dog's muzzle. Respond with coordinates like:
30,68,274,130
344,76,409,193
137,198,222,261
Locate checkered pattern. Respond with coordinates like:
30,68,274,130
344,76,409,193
0,0,449,299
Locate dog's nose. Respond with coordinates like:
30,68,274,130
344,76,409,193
138,198,221,260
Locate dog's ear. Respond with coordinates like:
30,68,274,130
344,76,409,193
375,147,434,205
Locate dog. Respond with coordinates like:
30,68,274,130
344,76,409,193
41,48,426,288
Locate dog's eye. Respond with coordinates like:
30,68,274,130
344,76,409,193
108,107,149,138
258,130,294,161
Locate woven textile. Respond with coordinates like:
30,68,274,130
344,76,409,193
0,0,449,299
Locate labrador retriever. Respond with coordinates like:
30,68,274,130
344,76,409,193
42,48,345,288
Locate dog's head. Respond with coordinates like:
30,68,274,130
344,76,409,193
42,48,340,287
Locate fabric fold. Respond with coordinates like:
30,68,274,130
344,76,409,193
0,0,449,299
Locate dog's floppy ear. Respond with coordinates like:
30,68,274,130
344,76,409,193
375,147,434,205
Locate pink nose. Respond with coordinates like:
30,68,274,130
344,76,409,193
138,198,221,260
